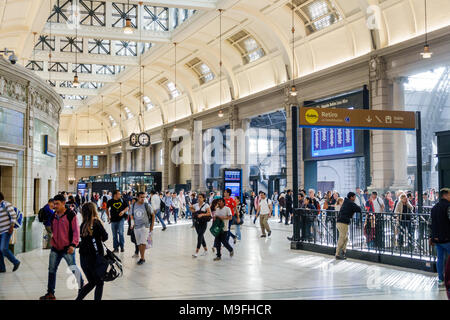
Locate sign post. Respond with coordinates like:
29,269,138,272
415,112,423,210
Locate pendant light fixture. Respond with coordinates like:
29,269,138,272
420,0,432,59
290,0,297,96
218,9,224,118
123,0,134,34
173,42,178,133
73,0,80,87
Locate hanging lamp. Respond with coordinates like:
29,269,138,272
173,42,178,132
73,0,80,87
289,0,297,96
218,9,224,118
123,0,134,34
420,0,432,59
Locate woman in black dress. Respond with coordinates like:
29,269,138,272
76,202,109,300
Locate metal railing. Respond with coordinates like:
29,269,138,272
292,208,436,261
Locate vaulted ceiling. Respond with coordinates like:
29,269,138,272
1,0,450,146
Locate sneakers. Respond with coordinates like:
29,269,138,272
192,253,198,258
137,259,145,265
162,227,167,231
132,253,139,258
12,262,20,272
212,247,216,253
120,248,125,253
213,257,221,261
113,249,119,253
260,235,266,238
230,251,234,257
39,293,56,300
438,280,445,287
200,251,208,256
335,255,346,260
268,231,272,237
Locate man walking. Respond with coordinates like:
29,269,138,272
106,190,129,253
429,188,450,289
41,198,55,250
150,190,166,231
39,194,84,300
256,192,272,238
335,192,362,260
212,198,234,261
130,192,155,265
0,192,20,273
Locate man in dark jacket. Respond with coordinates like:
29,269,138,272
335,192,362,260
429,188,450,289
285,190,293,225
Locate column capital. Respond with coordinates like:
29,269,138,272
392,76,409,85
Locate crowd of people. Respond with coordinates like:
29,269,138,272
0,183,448,300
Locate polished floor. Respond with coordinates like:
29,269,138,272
0,214,447,300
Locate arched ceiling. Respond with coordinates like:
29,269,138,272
1,0,450,146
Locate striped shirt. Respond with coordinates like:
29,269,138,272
0,201,16,235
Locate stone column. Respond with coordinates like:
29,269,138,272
126,150,132,171
161,129,169,190
390,76,409,189
106,147,111,173
136,147,145,172
190,119,202,191
241,118,251,192
120,141,126,172
285,98,303,191
368,56,394,191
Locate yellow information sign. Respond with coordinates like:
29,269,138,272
299,107,416,130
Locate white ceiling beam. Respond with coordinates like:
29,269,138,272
62,99,85,107
102,0,218,10
56,87,99,96
34,71,116,83
42,23,171,43
34,50,139,66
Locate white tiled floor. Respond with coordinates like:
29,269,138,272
0,215,447,300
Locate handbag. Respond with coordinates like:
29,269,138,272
92,238,108,280
209,218,224,237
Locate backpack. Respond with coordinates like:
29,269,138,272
38,207,46,223
1,202,23,229
160,199,166,212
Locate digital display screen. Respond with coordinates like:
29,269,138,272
312,128,355,157
224,182,241,198
77,183,87,189
224,170,241,181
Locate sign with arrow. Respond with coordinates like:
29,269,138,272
299,107,416,130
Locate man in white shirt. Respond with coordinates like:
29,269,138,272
256,192,273,238
150,190,166,231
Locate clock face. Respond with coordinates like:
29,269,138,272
138,133,150,147
130,133,139,147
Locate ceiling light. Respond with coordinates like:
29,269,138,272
420,44,432,59
124,18,134,34
290,85,297,96
73,75,80,87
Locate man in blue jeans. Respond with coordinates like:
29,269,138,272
429,188,450,288
0,192,20,273
40,194,83,300
106,190,129,253
150,190,166,231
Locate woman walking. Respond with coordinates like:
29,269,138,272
76,202,108,300
191,194,211,258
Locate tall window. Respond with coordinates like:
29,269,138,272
77,155,83,168
85,155,91,167
92,155,99,168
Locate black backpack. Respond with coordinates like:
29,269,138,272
38,207,47,223
160,199,166,212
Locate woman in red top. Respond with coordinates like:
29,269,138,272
224,189,239,244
